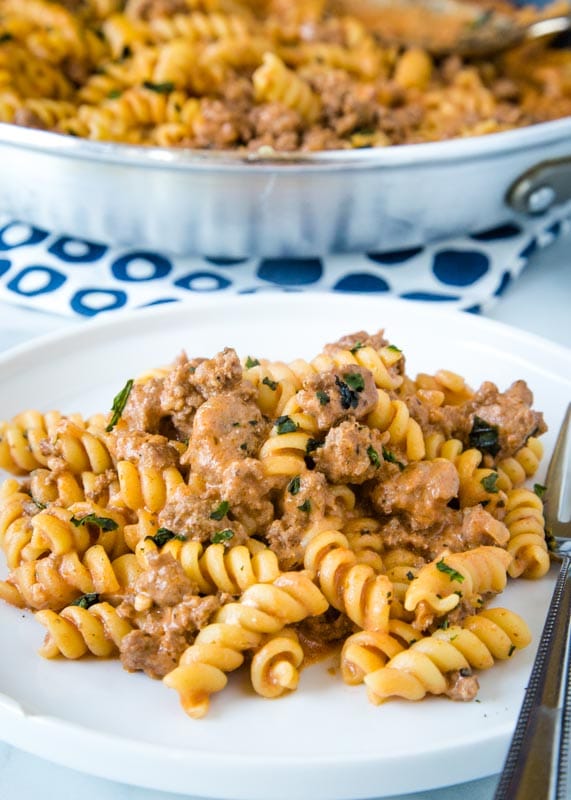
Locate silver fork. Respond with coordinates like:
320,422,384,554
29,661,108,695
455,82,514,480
494,402,571,800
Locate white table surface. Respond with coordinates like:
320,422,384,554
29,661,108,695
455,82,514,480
0,234,569,800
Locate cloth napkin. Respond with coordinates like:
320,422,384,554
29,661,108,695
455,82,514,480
0,203,569,318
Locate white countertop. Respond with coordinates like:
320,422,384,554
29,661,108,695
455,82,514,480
0,234,569,800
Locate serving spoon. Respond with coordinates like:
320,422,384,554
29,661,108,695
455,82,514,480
332,0,571,57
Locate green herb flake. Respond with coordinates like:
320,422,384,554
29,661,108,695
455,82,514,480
439,618,450,630
480,472,499,493
288,476,301,495
306,437,324,454
105,378,134,432
406,570,415,581
533,483,547,499
0,33,14,43
210,500,230,521
71,592,100,609
275,415,298,435
32,498,47,510
508,644,516,657
316,390,330,406
245,356,260,368
107,88,122,99
297,499,311,513
262,376,278,391
343,372,365,392
387,344,402,353
211,529,234,544
436,559,465,583
382,447,405,471
145,528,186,547
469,415,500,457
367,445,381,467
143,80,174,94
350,342,364,353
70,513,118,531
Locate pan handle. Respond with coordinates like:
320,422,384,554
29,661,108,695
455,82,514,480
507,157,571,215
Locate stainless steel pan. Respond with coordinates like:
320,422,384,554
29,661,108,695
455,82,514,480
1,117,570,257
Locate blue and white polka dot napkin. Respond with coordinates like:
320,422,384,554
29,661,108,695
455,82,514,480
0,204,569,318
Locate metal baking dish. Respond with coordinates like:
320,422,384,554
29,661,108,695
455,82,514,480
1,117,571,257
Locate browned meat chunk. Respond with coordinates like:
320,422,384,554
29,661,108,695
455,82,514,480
463,380,547,460
266,471,351,568
157,484,249,545
159,352,204,439
121,378,163,433
190,347,244,399
135,552,197,607
312,420,387,484
186,391,268,480
112,430,180,470
371,460,459,530
297,366,378,432
324,330,389,354
120,629,187,679
445,669,480,701
218,459,275,533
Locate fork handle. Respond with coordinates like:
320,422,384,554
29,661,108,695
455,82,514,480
494,558,571,800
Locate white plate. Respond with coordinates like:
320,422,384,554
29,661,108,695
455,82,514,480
0,294,569,800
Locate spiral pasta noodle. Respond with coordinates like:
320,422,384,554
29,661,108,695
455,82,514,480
364,608,531,704
303,529,393,632
503,488,550,579
250,628,304,698
163,571,328,717
36,600,133,659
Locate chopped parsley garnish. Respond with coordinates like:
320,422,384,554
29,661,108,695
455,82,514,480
387,344,402,353
508,644,516,657
480,472,499,493
275,415,298,434
288,476,301,495
143,80,174,93
335,376,360,410
306,437,324,454
382,447,405,471
436,559,465,583
262,376,278,391
350,342,364,353
316,390,330,406
106,378,134,431
534,483,547,499
107,89,122,99
406,570,415,581
146,528,186,547
439,618,450,630
0,33,14,43
343,372,365,392
70,513,118,531
367,445,381,467
469,8,494,28
71,592,100,609
469,416,500,457
297,499,311,513
32,498,47,510
210,501,230,521
245,356,260,368
211,529,234,544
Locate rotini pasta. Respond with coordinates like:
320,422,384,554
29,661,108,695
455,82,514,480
0,327,551,720
0,0,570,151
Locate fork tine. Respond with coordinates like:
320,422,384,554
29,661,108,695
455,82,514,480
544,402,571,535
